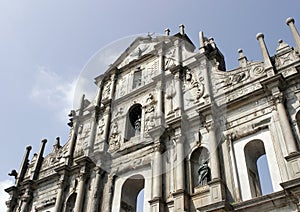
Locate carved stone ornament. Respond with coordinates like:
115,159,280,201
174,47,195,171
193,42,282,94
96,118,105,140
166,81,176,115
184,70,205,103
165,48,176,70
102,80,112,100
251,65,265,77
110,122,120,151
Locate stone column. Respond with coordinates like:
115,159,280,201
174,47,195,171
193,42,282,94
174,71,183,114
256,33,273,72
149,143,164,211
102,174,115,212
152,144,163,198
66,95,85,166
175,136,185,191
90,167,103,212
275,94,298,154
74,169,87,212
16,146,32,186
199,31,205,54
286,17,300,51
20,189,32,212
172,134,187,212
208,122,221,179
54,175,66,212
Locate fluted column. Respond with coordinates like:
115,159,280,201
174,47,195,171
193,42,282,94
208,122,221,179
74,169,87,212
286,17,300,51
275,94,298,154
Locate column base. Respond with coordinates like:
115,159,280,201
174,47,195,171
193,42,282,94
149,197,164,212
172,189,187,212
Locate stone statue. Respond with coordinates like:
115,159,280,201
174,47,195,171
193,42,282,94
198,161,211,186
134,116,141,135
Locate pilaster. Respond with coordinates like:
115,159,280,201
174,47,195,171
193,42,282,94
150,142,164,212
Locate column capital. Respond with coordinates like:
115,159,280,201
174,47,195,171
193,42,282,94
172,135,184,144
153,142,164,153
273,92,285,104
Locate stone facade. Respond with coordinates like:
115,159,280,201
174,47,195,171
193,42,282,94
5,18,300,212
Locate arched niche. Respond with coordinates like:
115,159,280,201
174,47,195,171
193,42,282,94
190,147,211,189
126,104,142,140
120,174,145,212
65,193,77,212
244,139,272,198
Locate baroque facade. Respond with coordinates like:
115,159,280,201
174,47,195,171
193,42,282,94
5,17,300,212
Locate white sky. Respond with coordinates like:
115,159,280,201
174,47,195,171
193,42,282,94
0,1,299,210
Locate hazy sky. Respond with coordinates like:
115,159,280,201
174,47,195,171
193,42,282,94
1,1,299,209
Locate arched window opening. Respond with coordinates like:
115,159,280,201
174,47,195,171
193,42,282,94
257,154,273,195
190,147,211,189
136,188,144,212
244,140,272,198
126,104,142,140
65,193,77,212
120,174,145,212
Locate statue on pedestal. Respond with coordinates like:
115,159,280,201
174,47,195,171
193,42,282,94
198,161,211,186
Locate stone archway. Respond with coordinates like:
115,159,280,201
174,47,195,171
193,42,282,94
120,174,145,212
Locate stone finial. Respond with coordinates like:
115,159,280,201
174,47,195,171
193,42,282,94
276,39,290,53
286,17,300,51
256,32,264,40
165,28,170,36
209,37,216,48
238,49,248,67
256,32,273,71
238,49,244,58
286,17,295,25
179,24,185,35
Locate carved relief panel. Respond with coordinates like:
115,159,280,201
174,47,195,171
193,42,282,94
74,121,91,157
183,68,205,108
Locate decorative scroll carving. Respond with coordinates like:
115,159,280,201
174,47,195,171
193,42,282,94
251,66,265,76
